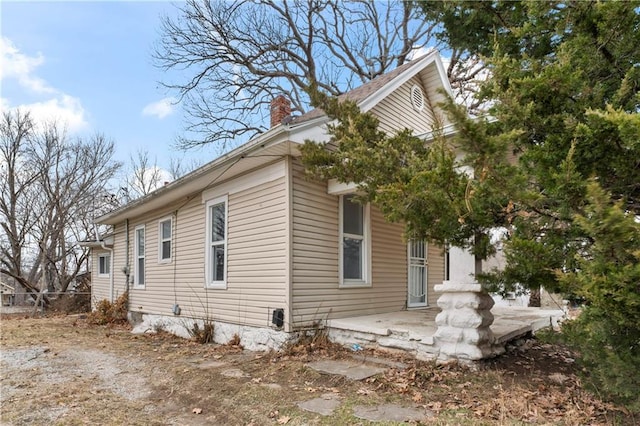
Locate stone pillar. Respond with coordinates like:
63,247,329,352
433,280,497,362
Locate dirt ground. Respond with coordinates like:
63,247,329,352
0,314,635,425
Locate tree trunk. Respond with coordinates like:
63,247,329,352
529,286,541,307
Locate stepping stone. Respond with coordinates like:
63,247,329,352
306,360,386,380
353,404,432,422
261,383,282,390
297,393,341,416
196,360,227,369
220,368,249,378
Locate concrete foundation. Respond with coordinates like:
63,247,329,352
129,313,292,351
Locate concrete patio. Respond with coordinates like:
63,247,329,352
327,306,565,360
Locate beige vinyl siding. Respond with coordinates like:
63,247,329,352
91,228,129,309
124,169,288,329
111,225,129,300
291,160,408,327
90,249,110,307
291,159,447,325
426,244,444,306
371,75,436,135
420,63,450,127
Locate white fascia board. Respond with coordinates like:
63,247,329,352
327,180,358,195
286,116,332,145
80,235,114,248
432,53,455,98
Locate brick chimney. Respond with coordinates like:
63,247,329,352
270,95,291,128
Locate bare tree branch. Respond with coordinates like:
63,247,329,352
124,150,166,200
155,0,476,150
0,110,120,299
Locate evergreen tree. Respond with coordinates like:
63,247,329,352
302,0,640,407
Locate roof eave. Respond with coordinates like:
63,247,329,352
96,125,289,224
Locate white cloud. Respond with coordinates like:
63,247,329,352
142,97,176,119
0,37,89,132
0,37,55,94
12,95,88,133
407,46,436,61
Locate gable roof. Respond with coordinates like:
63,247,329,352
290,49,452,126
96,50,452,225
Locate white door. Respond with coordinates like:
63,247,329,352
408,240,428,308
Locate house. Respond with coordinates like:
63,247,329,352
87,51,561,361
1,281,16,306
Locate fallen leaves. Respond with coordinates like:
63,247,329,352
268,411,291,424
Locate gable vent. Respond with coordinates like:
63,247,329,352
410,84,425,112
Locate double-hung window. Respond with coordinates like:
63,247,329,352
340,195,370,286
158,217,172,263
98,253,110,277
134,225,145,288
205,196,227,289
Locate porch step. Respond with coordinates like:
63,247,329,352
327,315,438,359
327,318,390,336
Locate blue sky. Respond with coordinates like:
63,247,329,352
1,1,215,171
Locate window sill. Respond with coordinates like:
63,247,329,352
98,274,110,278
339,281,372,289
132,285,145,290
205,283,227,290
157,259,172,265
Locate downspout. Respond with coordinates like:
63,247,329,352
94,224,115,303
125,219,130,294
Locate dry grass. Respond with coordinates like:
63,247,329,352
0,315,636,425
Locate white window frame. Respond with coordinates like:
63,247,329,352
158,216,172,263
205,195,228,289
134,225,145,288
98,253,111,277
339,194,371,288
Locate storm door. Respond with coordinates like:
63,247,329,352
407,240,428,308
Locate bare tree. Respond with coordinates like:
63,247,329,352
123,150,166,200
0,111,41,295
168,156,202,180
155,0,476,149
0,110,120,299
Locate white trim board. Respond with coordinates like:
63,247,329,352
201,160,286,203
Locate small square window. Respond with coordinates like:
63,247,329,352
98,254,110,277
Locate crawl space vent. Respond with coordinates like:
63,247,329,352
410,84,425,112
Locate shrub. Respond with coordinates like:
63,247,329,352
561,309,640,411
188,320,215,344
88,292,128,325
559,184,640,410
